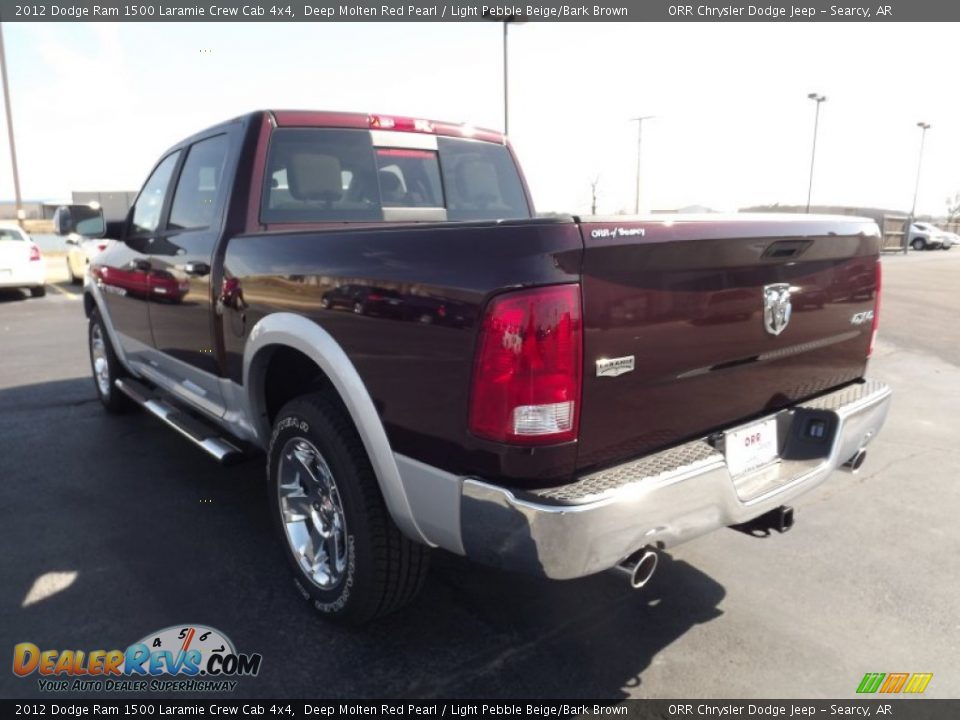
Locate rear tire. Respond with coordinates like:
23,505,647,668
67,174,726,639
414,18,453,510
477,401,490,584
29,286,46,298
911,238,926,251
88,310,133,413
267,392,429,624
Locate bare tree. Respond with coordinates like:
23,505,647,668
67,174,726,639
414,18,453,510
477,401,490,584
947,192,960,222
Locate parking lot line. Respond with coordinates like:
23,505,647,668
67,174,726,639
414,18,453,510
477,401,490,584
47,284,80,301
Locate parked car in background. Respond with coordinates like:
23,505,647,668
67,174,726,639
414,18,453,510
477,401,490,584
320,283,404,316
938,231,958,250
909,222,949,250
66,234,115,284
56,204,117,283
0,224,45,298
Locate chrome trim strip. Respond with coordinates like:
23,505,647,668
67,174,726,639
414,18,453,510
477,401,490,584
242,313,430,546
382,207,447,223
370,129,438,150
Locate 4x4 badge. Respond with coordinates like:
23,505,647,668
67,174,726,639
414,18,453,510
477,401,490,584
763,283,793,336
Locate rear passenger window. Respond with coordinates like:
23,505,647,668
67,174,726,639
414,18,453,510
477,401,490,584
262,129,381,223
169,134,229,230
374,148,443,208
437,137,530,221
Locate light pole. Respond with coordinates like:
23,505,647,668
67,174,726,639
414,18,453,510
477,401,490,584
483,14,525,136
0,23,23,228
909,122,931,218
805,93,827,213
631,116,654,215
906,121,931,254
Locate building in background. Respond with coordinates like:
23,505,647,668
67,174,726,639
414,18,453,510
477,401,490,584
69,191,137,221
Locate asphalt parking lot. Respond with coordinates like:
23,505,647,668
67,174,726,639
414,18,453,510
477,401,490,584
1,251,957,700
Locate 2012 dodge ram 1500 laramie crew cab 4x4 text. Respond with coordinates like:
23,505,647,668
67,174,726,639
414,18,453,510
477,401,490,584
56,110,892,624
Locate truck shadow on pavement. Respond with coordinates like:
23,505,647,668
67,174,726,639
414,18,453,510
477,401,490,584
0,377,726,700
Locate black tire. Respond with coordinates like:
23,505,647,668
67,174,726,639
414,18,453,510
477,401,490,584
353,301,365,315
911,238,925,251
29,286,46,298
88,310,134,413
267,393,429,624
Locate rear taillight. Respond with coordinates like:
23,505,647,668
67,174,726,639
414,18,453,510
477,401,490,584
868,260,882,357
96,243,108,253
29,245,41,262
469,284,582,445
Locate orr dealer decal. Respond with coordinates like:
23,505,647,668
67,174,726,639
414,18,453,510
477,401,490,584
12,625,262,693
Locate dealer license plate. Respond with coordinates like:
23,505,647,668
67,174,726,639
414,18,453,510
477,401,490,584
725,418,778,477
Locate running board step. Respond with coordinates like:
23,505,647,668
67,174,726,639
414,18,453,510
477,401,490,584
115,378,243,464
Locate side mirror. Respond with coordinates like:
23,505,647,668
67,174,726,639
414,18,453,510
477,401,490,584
53,204,106,238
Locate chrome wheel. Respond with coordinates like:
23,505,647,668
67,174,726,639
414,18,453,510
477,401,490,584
90,323,111,397
277,438,348,590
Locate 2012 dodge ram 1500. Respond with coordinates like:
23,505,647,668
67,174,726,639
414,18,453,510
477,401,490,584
57,110,892,624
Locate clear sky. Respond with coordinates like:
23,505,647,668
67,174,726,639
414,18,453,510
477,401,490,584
2,21,957,216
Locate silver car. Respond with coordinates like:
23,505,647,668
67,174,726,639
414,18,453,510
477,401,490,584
909,222,949,251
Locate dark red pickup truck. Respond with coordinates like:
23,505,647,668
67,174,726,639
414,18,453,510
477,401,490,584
56,110,891,623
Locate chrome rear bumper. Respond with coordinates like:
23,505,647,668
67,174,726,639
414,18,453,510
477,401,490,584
459,380,892,580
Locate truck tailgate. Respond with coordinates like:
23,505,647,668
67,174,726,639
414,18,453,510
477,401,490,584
576,215,880,472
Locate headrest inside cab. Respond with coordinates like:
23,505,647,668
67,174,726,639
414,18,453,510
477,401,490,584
287,153,343,201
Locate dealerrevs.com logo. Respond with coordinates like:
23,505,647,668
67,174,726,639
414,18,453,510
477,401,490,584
12,624,262,693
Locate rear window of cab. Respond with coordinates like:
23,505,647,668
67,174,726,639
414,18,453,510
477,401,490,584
260,128,531,224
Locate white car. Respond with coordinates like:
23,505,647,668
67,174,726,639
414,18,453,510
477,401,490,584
65,234,113,284
938,231,958,250
909,222,949,251
0,224,45,297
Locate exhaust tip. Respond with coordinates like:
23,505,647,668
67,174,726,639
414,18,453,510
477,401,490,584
631,551,658,589
843,448,867,473
615,548,658,590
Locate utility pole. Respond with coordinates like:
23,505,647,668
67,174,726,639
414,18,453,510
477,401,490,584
805,93,827,213
910,122,931,218
630,116,654,215
0,23,23,228
907,121,931,254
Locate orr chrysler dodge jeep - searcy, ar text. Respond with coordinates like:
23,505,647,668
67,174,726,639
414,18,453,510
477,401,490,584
54,110,891,624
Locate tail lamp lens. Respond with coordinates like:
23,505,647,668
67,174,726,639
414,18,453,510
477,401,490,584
29,245,41,261
868,260,881,357
468,284,582,445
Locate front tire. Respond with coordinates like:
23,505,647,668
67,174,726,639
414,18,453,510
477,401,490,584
29,286,46,298
267,393,429,624
88,310,133,413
